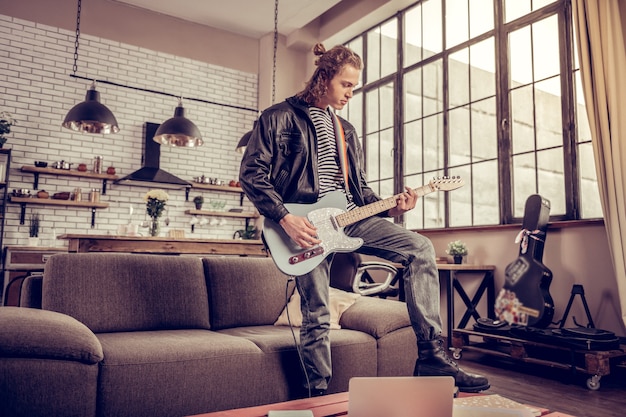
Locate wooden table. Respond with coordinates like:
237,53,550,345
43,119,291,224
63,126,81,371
396,263,496,347
57,234,267,256
438,264,496,347
187,391,574,416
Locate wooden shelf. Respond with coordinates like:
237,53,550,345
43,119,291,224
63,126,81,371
21,165,118,193
189,183,243,193
9,196,108,208
9,196,109,227
184,209,258,218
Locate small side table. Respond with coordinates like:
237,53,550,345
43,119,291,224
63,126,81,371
438,264,496,347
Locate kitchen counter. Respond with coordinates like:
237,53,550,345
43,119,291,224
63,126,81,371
57,234,267,256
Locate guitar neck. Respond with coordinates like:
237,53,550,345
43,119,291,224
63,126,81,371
335,183,436,227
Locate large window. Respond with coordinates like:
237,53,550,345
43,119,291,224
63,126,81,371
338,0,600,229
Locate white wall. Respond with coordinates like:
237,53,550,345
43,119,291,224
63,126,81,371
1,14,258,244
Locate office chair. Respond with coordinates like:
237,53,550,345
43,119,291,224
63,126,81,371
330,252,399,298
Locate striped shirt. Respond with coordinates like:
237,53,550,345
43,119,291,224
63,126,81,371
309,106,356,211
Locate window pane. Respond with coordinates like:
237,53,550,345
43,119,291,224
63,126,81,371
472,98,498,161
535,76,562,149
449,48,470,107
366,90,379,134
470,38,496,101
340,92,363,136
423,59,444,116
504,0,531,23
404,69,423,121
473,160,500,225
579,142,602,218
469,0,494,38
404,173,424,229
423,113,444,172
380,128,395,179
366,132,380,181
423,0,443,59
509,26,533,86
446,0,469,48
512,153,536,217
367,29,381,82
450,165,472,227
380,83,394,130
537,148,565,215
533,15,560,80
505,0,556,23
404,5,423,67
404,120,423,176
510,85,535,154
381,20,398,78
449,105,471,167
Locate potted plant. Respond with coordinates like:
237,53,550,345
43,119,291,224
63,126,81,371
193,195,204,210
28,213,41,246
233,225,258,240
446,240,468,264
0,111,18,148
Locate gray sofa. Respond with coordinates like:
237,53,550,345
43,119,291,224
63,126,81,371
0,253,417,417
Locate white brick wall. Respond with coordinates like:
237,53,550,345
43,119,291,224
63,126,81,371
0,14,259,246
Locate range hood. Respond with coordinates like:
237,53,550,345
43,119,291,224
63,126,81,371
115,122,191,190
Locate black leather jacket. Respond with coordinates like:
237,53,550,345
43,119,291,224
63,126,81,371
239,96,383,223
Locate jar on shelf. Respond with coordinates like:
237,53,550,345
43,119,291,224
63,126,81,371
89,188,100,202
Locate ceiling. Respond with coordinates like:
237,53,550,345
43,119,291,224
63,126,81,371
114,0,341,39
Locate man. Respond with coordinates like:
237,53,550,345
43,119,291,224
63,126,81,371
239,43,489,395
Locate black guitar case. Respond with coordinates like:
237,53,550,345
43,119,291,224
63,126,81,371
495,194,555,328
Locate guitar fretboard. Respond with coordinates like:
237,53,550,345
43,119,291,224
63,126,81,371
335,183,436,227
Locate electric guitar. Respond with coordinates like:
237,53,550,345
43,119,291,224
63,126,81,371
263,177,465,276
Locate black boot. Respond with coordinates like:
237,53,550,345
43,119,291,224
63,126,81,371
413,339,490,393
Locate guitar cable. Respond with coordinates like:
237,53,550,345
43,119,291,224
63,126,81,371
283,276,313,399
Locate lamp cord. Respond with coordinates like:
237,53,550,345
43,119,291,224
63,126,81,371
272,0,278,105
72,0,81,76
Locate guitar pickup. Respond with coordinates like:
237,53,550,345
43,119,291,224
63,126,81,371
288,247,325,264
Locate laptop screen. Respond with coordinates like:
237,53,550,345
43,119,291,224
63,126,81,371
348,376,455,417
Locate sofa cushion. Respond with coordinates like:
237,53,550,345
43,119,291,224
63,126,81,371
203,257,291,329
42,253,210,333
274,287,361,329
339,296,412,339
96,329,271,416
0,307,103,364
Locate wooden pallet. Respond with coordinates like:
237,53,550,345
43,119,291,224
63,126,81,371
451,328,626,390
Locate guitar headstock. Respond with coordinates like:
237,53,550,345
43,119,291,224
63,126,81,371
429,176,465,191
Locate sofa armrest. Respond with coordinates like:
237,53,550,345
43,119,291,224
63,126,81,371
338,297,411,339
0,307,103,364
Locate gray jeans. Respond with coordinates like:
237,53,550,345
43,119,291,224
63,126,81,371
295,215,443,391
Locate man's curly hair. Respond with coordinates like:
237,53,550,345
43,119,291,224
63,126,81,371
296,43,362,105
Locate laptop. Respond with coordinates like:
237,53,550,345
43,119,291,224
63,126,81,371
348,376,455,417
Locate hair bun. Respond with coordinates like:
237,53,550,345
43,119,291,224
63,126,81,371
313,43,326,56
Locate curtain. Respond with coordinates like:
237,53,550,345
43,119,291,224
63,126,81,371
572,0,626,326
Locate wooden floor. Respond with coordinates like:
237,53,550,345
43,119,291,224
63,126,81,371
457,350,626,417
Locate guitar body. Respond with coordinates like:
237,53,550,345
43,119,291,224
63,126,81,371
263,177,465,276
495,194,555,328
497,256,555,327
263,191,363,276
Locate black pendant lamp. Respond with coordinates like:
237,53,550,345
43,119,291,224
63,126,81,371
62,0,120,134
62,81,120,134
153,99,203,148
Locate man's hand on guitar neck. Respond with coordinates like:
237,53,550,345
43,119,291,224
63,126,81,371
387,187,418,217
279,213,321,249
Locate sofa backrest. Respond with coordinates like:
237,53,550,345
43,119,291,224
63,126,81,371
202,257,294,330
42,253,210,333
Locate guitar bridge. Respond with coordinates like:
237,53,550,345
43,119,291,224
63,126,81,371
288,246,325,265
